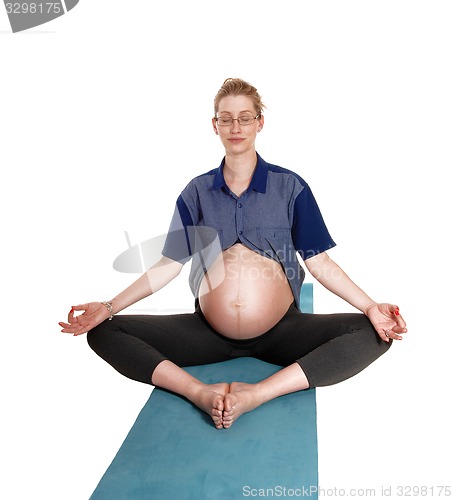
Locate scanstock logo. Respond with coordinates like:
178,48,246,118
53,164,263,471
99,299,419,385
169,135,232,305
3,0,79,32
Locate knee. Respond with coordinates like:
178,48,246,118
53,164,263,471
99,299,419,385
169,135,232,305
378,335,393,356
358,314,393,354
86,321,110,352
382,336,393,352
86,327,99,352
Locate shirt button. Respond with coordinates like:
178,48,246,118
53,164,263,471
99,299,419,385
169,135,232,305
238,203,243,208
239,231,243,235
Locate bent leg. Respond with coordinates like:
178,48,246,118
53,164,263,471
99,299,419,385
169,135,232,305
298,314,392,387
86,311,234,384
256,307,392,388
86,311,236,428
223,309,391,426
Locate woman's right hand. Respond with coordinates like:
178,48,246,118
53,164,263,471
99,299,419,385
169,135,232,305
59,302,110,336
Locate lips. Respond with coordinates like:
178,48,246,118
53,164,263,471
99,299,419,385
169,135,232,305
228,138,245,143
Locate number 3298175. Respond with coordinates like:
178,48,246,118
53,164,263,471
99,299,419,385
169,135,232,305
5,3,62,14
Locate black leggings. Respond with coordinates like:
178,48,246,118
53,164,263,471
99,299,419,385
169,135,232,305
87,303,391,388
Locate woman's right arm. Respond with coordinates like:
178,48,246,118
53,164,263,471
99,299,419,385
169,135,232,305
59,256,184,336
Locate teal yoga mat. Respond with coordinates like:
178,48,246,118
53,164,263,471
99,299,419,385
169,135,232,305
90,284,317,500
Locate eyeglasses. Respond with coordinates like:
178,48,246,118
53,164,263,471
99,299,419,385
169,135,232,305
214,114,261,126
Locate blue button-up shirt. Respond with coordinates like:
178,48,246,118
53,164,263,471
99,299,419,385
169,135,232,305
162,153,336,308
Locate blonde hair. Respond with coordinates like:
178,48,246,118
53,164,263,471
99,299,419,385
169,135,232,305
214,78,265,116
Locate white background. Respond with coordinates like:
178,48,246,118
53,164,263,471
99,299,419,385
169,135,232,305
1,1,452,498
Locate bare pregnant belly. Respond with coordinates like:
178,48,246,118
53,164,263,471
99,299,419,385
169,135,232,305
198,244,294,339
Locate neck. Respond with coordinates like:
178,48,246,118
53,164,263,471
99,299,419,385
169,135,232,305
223,150,257,182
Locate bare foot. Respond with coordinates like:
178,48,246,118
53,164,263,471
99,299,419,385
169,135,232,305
191,382,230,429
222,382,265,429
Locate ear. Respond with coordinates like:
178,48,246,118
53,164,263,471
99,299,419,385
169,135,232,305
257,114,264,132
212,117,219,135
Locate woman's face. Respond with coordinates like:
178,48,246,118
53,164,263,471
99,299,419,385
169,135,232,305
212,95,264,156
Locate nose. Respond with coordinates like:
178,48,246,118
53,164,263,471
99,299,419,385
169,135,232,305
230,119,242,133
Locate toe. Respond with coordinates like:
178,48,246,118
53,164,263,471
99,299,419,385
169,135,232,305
224,393,236,412
213,416,224,429
212,408,222,418
213,394,225,411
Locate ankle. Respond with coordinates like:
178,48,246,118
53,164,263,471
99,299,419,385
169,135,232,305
185,380,207,401
231,381,269,406
254,381,273,405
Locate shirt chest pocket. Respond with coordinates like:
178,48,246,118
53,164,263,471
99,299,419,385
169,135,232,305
257,227,292,259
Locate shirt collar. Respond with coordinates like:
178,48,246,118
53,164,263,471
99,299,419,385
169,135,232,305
212,153,268,193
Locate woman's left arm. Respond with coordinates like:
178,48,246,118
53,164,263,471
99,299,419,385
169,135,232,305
305,251,407,342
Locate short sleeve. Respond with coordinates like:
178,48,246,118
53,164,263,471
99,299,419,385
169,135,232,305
291,185,336,260
161,195,221,266
161,196,195,264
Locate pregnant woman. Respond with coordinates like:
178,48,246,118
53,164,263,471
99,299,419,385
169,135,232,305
59,78,407,429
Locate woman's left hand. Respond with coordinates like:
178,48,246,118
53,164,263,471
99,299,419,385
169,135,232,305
365,303,407,342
